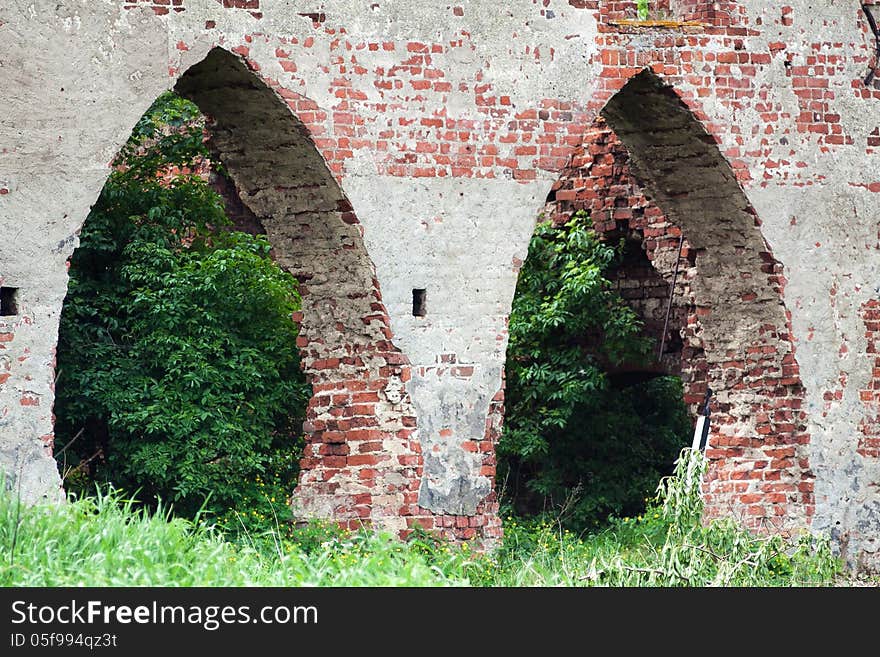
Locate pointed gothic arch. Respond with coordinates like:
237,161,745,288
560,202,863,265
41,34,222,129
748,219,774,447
55,46,427,536
597,69,813,532
171,47,427,533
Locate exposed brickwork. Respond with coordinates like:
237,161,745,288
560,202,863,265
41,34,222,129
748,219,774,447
123,0,264,19
0,282,56,465
215,0,262,20
4,0,880,566
174,48,500,541
0,284,15,431
674,1,741,26
538,69,814,535
542,120,694,379
567,1,741,26
858,300,880,459
123,0,187,16
260,31,591,182
600,72,814,534
216,0,259,8
192,2,877,195
591,1,673,22
67,6,879,538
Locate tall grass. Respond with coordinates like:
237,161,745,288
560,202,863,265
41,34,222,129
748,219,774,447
462,450,844,586
0,487,466,587
0,451,850,587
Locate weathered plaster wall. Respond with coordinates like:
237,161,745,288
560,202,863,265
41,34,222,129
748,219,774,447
1,0,878,568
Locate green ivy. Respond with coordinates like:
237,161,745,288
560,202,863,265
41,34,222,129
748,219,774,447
53,92,310,525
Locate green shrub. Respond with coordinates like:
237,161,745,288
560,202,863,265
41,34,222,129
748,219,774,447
53,92,310,523
500,211,689,529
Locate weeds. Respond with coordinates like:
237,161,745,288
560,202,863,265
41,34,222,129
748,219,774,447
0,451,848,587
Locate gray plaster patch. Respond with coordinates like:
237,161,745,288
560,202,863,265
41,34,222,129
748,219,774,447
408,364,500,514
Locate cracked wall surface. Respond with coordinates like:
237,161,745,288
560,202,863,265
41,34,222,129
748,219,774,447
1,0,878,568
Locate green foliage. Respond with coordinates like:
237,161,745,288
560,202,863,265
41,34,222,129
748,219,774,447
0,455,847,587
0,484,467,587
500,211,689,529
463,450,844,587
637,0,650,21
53,91,310,523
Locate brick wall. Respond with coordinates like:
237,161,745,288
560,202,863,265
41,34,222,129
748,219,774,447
175,47,501,541
542,121,693,379
123,1,263,19
542,72,814,533
674,1,741,26
0,281,56,478
0,282,15,433
859,300,880,459
123,0,187,16
84,1,880,542
5,0,880,566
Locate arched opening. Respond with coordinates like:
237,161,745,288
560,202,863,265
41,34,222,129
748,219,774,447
542,116,700,393
174,49,424,534
52,47,424,536
501,69,814,534
598,70,813,532
53,86,321,537
500,123,692,530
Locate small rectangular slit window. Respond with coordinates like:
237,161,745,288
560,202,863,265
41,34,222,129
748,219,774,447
0,287,18,316
412,288,427,317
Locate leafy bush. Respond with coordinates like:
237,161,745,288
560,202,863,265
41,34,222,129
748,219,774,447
53,92,310,523
500,211,690,529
